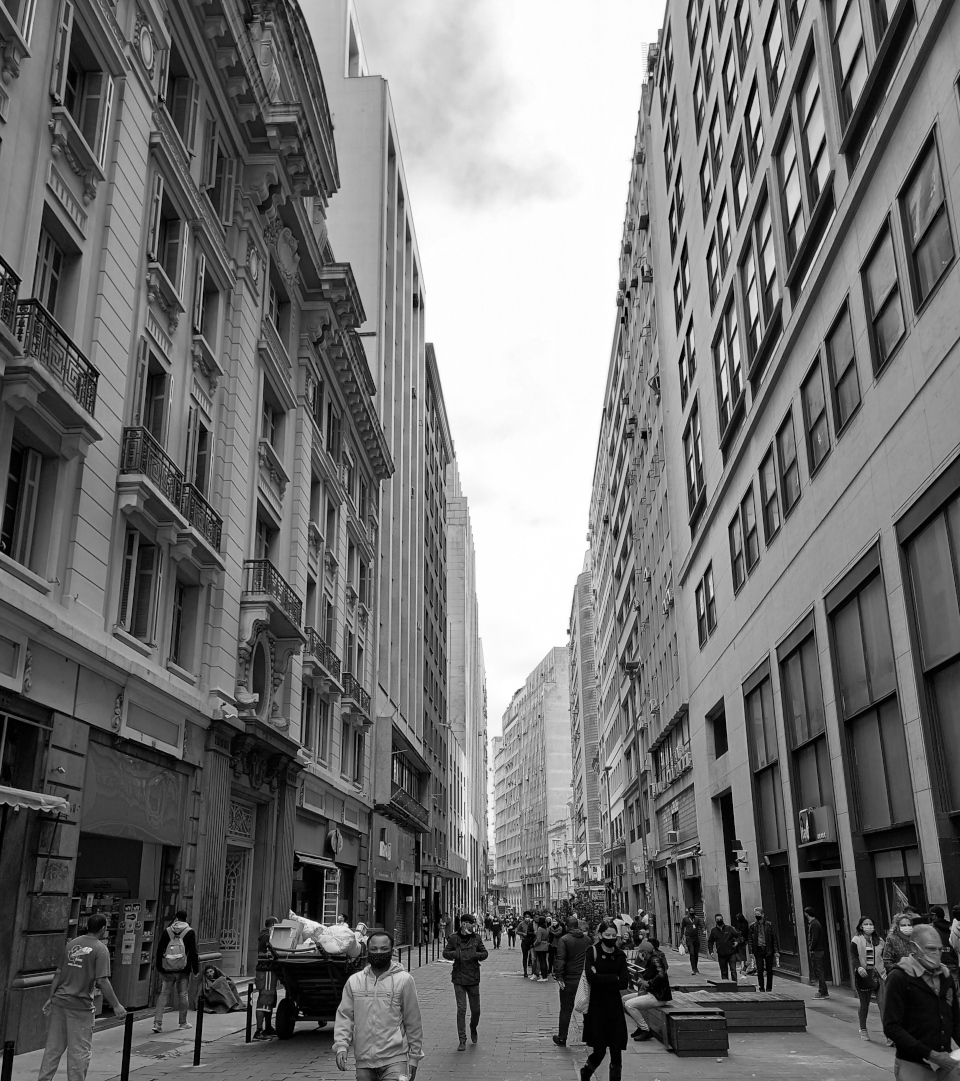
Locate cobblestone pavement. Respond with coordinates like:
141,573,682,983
12,940,897,1081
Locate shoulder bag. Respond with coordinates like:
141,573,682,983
574,946,593,1014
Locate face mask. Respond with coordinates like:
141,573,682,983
368,951,392,970
862,924,874,936
900,924,914,937
601,935,617,945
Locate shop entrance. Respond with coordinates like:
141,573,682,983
219,844,253,976
800,876,850,987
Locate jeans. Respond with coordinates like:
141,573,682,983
586,1043,623,1071
895,1059,960,1081
623,992,661,1031
857,988,876,1029
155,972,190,1026
558,983,577,1040
454,982,480,1039
521,941,532,973
492,931,501,948
685,936,700,972
755,948,775,991
718,955,738,983
38,1003,94,1081
809,949,828,995
356,1065,409,1081
507,930,516,947
535,951,550,978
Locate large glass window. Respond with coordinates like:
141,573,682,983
709,103,724,177
745,673,787,853
745,79,764,173
722,41,738,122
825,302,861,431
901,139,954,307
827,0,867,125
764,4,786,102
781,633,835,819
684,400,706,516
714,296,743,438
800,357,831,473
694,68,706,135
759,446,781,542
702,16,715,87
862,223,905,371
700,150,714,222
776,409,801,514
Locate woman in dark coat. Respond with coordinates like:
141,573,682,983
581,919,630,1081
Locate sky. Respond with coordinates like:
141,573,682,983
352,0,665,742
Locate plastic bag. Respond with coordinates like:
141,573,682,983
678,942,687,955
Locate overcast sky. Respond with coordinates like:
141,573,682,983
351,0,664,743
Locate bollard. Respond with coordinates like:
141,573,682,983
119,1012,135,1081
418,941,422,968
245,985,253,1043
193,996,205,1066
1,1040,15,1081
407,943,411,972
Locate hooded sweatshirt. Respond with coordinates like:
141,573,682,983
333,960,424,1069
155,919,199,975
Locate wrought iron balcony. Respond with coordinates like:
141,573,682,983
180,483,222,552
342,672,371,717
305,626,341,681
389,781,430,829
0,251,20,336
242,559,302,629
120,426,184,508
15,300,99,414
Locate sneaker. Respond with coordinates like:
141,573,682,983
179,1022,192,1030
813,992,829,999
152,1024,162,1034
252,1032,269,1041
537,976,548,982
633,1030,653,1042
458,1038,467,1051
859,1029,869,1041
552,1035,566,1046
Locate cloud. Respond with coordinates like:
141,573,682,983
354,0,567,205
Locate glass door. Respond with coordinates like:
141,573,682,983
219,844,252,976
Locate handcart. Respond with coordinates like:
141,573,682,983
271,946,365,1039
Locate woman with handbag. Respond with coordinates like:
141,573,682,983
850,916,885,1041
579,919,630,1081
533,917,552,981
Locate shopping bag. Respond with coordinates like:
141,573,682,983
678,942,687,955
574,970,591,1014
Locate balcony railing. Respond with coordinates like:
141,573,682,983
305,627,341,681
120,426,184,507
0,252,20,335
242,559,303,628
16,300,99,414
180,483,222,552
390,781,429,828
342,672,371,715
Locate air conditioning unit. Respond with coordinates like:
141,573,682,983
623,238,633,255
616,292,626,308
619,277,627,292
638,210,650,230
641,265,653,282
665,830,680,845
643,568,652,582
615,863,626,875
621,392,630,405
635,150,646,165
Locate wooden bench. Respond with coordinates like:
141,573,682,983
673,990,807,1031
706,979,756,993
641,1002,728,1057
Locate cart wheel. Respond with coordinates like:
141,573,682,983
275,998,297,1040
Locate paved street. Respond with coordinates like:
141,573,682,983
12,943,898,1081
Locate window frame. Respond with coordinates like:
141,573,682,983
734,0,753,69
860,218,906,373
709,102,724,178
898,135,955,311
683,398,706,518
729,507,746,592
776,407,802,516
800,355,831,475
722,40,739,123
744,78,764,176
824,299,862,433
713,293,744,441
764,2,787,104
759,444,782,543
742,484,760,571
700,149,714,222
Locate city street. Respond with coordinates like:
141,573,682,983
13,943,897,1081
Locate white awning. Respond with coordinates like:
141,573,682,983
295,851,338,871
0,786,69,813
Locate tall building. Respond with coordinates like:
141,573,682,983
0,0,391,1050
494,647,573,910
646,0,960,987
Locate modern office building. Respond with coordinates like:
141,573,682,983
0,0,391,1050
646,0,960,986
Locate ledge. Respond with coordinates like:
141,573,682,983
48,107,105,205
0,552,52,594
112,627,154,657
146,262,185,335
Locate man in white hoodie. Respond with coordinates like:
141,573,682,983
334,932,424,1080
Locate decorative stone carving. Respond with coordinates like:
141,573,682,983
236,617,270,717
112,689,124,731
48,112,101,204
22,648,32,693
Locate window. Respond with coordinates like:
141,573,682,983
709,103,723,176
261,396,280,450
759,446,781,541
325,400,341,458
674,270,685,331
675,163,686,223
900,139,954,307
679,322,696,406
0,439,42,569
33,229,66,318
702,17,715,88
310,377,325,431
131,340,170,442
780,633,835,820
825,302,861,430
741,245,761,360
352,730,365,785
714,296,743,438
764,4,786,102
685,321,698,383
683,400,705,516
707,238,720,306
729,508,745,591
800,358,830,473
734,0,753,63
862,224,905,370
669,198,679,255
254,515,276,561
670,93,680,150
161,38,199,151
664,132,674,181
695,580,708,646
191,249,219,345
787,0,808,40
799,60,829,207
185,405,211,496
169,578,200,671
871,0,897,38
700,150,714,221
745,671,787,852
780,128,804,261
117,529,161,643
340,719,352,778
147,175,186,296
741,485,759,570
745,79,764,173
776,409,801,514
200,118,236,227
53,11,114,167
710,706,729,757
675,241,691,329
732,138,747,222
665,27,675,81
687,0,700,55
694,69,706,135
827,0,867,124
717,196,732,269
717,0,729,29
722,42,738,122
831,571,911,831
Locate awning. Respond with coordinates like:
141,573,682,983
295,851,338,872
0,786,69,813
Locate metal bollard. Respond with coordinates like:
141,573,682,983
245,985,253,1043
119,1012,135,1081
193,996,205,1066
1,1040,15,1081
418,941,422,968
407,943,411,972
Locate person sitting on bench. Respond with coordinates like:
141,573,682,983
623,938,673,1040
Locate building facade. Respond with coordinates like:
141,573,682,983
0,0,391,1051
647,0,960,986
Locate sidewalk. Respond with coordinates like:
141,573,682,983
12,940,895,1081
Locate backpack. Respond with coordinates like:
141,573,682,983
164,925,189,971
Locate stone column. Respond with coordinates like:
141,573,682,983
195,722,234,953
271,761,299,919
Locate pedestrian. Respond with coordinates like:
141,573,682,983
520,910,537,978
804,907,829,998
680,907,702,975
440,911,453,941
490,913,503,949
630,914,645,948
884,912,918,971
579,919,629,1081
850,915,885,1041
707,913,741,984
253,915,278,1040
623,937,672,1040
548,916,563,972
421,911,431,947
883,923,960,1080
506,913,517,948
334,930,424,1081
552,915,590,1047
153,908,199,1033
749,907,780,992
930,906,959,981
483,914,493,941
442,912,488,1050
533,916,551,981
37,912,126,1081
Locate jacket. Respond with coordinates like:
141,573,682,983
680,915,701,940
443,931,488,985
749,919,779,954
883,957,960,1063
333,960,424,1069
533,925,551,952
707,923,741,957
807,918,826,952
638,950,672,1002
582,945,630,1050
554,929,589,981
155,920,199,976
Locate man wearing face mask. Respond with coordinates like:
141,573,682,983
442,912,488,1050
334,931,424,1081
707,914,741,984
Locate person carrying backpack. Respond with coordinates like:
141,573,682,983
154,909,199,1032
